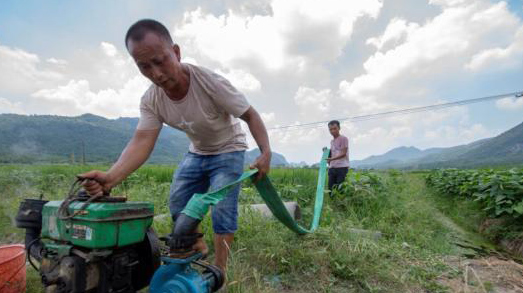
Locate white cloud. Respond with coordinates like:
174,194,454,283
176,8,287,70
181,56,198,65
275,0,382,35
337,82,387,112
174,0,382,72
0,41,149,118
429,0,470,7
216,68,261,92
31,75,149,118
0,97,26,114
386,105,470,127
366,18,419,51
65,42,140,92
266,125,327,161
246,121,326,162
350,125,412,155
260,112,275,124
46,57,68,66
496,96,523,110
0,40,141,98
340,0,520,104
274,0,382,62
466,27,523,71
101,42,118,57
0,44,63,94
293,87,331,117
423,123,492,147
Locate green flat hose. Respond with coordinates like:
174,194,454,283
181,148,329,234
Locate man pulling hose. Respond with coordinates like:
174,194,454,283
326,120,349,193
80,19,271,275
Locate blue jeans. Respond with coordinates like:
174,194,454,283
169,151,245,234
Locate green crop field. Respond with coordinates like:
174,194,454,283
426,169,523,219
1,165,522,292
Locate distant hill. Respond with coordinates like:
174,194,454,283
354,146,425,167
352,121,523,169
4,113,520,168
0,113,190,164
245,148,289,166
0,114,291,166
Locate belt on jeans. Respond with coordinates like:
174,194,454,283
181,148,330,234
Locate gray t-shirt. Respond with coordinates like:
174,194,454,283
137,63,250,155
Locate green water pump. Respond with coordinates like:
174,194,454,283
15,178,225,292
16,191,161,292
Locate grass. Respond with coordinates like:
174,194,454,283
0,165,475,292
424,177,522,252
425,183,487,235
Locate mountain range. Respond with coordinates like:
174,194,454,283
1,113,522,168
0,113,287,166
352,121,523,169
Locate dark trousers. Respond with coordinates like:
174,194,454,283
328,167,349,193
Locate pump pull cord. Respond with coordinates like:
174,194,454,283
57,178,104,220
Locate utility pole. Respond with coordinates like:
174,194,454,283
81,140,86,165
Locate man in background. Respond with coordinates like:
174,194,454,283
327,120,349,193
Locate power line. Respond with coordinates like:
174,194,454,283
267,91,523,132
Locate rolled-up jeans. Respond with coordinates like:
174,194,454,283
169,151,245,234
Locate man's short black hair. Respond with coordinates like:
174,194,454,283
125,19,174,49
328,120,340,128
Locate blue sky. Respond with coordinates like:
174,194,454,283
0,1,183,56
1,0,522,163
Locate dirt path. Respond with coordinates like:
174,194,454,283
439,256,523,293
432,209,523,292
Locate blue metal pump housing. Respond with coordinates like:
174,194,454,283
149,253,224,293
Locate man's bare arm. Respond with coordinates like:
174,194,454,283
240,106,271,181
80,128,161,195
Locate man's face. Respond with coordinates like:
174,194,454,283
329,124,340,137
127,32,183,92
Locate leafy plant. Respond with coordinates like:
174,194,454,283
426,168,523,219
